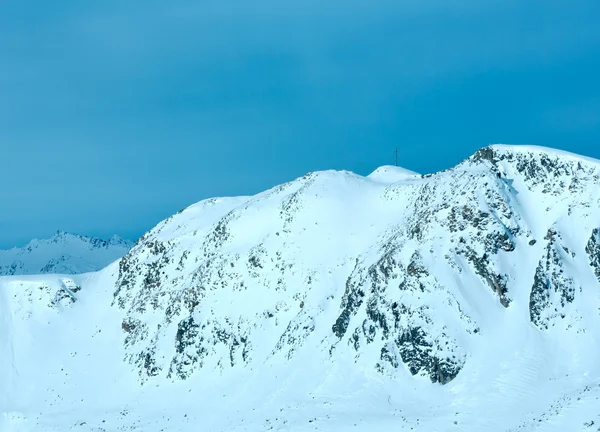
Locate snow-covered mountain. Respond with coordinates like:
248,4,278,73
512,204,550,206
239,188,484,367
0,231,132,276
2,144,600,431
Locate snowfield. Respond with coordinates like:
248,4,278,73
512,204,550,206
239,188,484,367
2,145,600,431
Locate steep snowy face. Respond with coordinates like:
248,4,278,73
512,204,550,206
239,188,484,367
471,145,600,327
0,231,132,276
112,145,600,388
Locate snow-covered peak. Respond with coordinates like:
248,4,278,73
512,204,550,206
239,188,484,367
367,165,421,183
44,230,130,248
3,144,600,431
0,232,132,276
107,234,131,247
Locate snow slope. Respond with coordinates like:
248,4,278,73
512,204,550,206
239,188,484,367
2,145,600,431
0,232,132,276
367,165,421,183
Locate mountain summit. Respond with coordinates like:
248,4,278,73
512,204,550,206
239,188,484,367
2,145,600,431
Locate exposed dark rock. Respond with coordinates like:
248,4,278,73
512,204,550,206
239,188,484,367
461,246,510,307
332,270,365,339
530,229,577,329
121,320,136,333
396,326,461,384
472,147,498,164
585,228,600,282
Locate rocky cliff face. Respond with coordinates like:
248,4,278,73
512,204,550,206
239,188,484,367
110,145,600,386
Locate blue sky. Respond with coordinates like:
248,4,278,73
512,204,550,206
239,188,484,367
1,0,600,248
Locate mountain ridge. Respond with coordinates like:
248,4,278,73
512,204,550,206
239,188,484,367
0,231,132,276
2,144,600,431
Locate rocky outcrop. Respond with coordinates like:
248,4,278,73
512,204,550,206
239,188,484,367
331,246,477,384
529,229,578,330
106,145,600,386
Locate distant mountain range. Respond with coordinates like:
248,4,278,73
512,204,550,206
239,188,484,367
0,231,132,276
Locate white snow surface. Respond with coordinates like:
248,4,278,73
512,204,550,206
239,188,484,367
3,145,600,431
0,232,132,276
367,165,420,183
